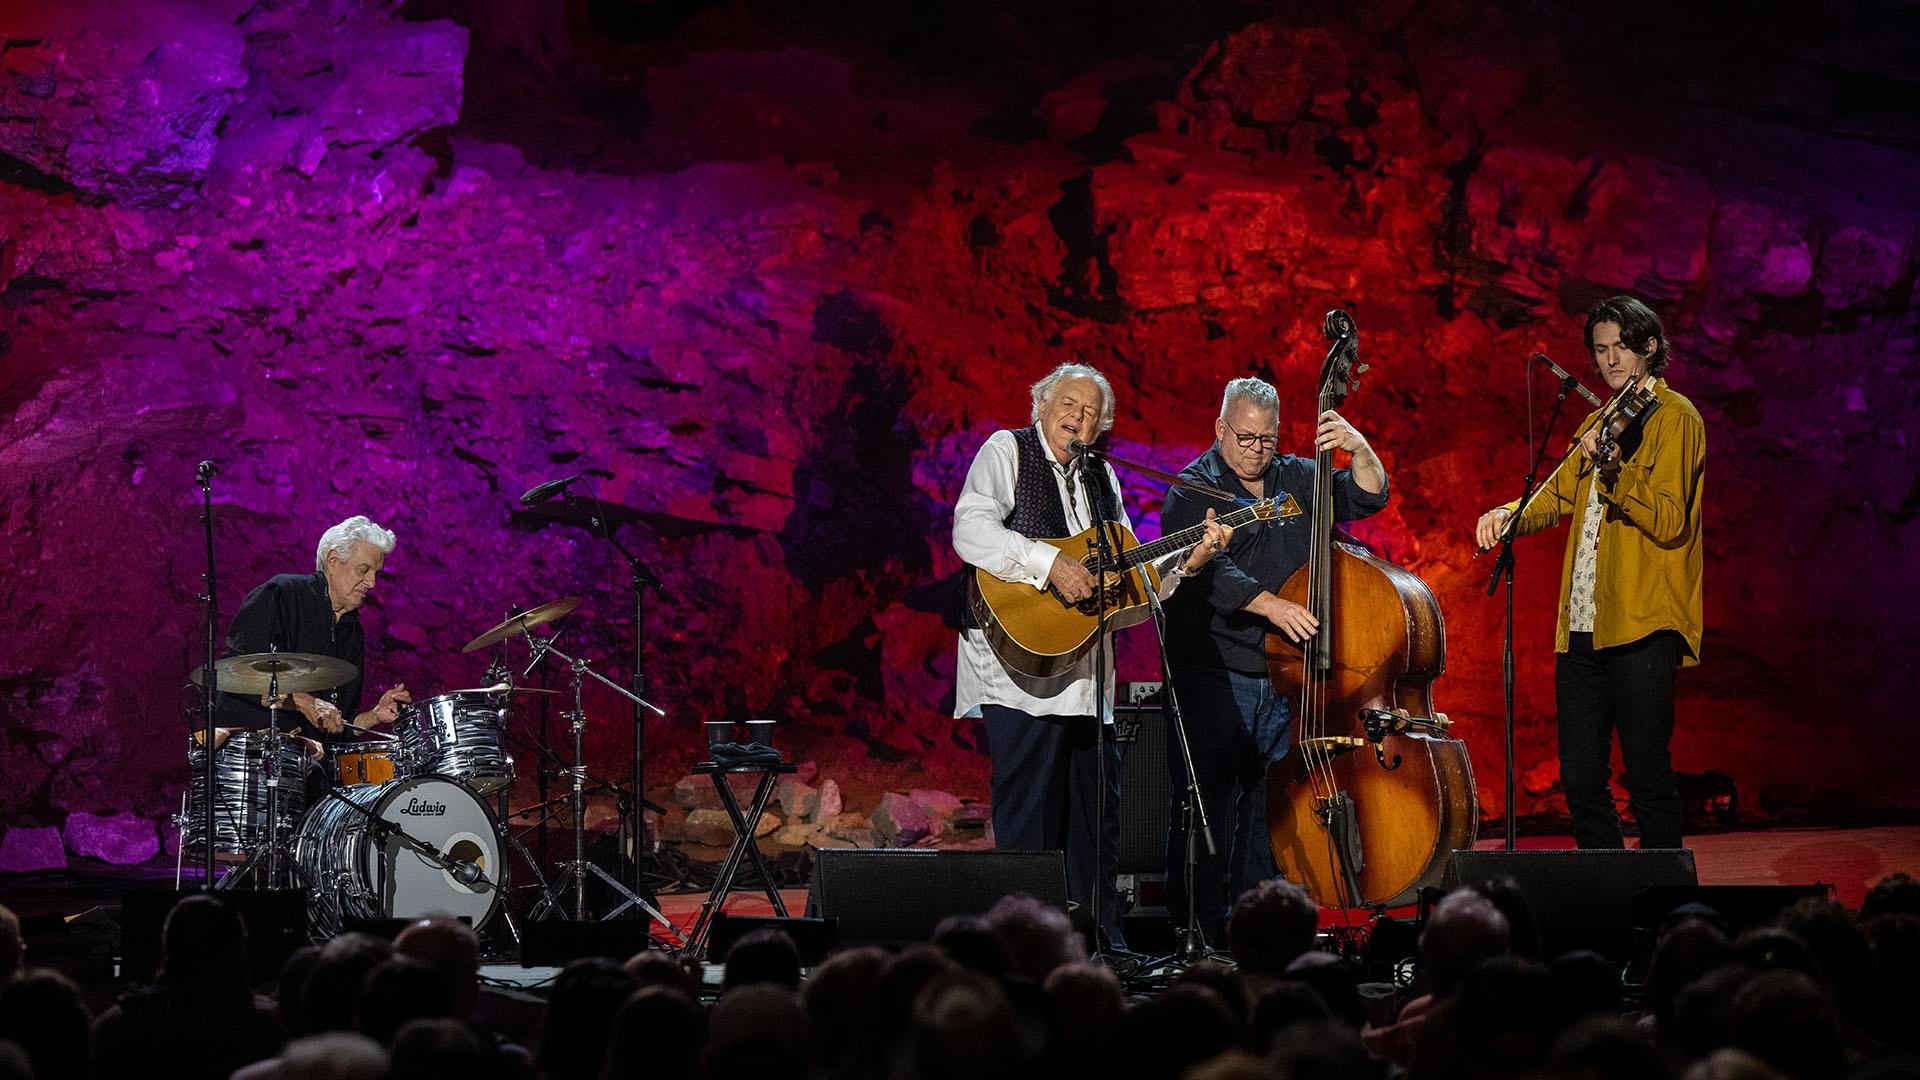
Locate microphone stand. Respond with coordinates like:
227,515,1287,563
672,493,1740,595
1140,570,1219,966
315,786,497,892
558,488,667,902
196,461,219,889
1078,445,1126,960
1485,370,1577,851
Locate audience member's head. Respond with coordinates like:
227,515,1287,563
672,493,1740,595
1227,879,1320,978
302,932,394,1034
720,927,802,992
981,894,1081,982
1863,873,1920,922
538,957,639,1080
1728,970,1846,1080
931,914,1013,978
0,905,24,984
625,948,703,998
1733,928,1823,986
0,1039,30,1080
280,1032,390,1080
1113,984,1243,1080
1867,913,1920,1051
157,893,251,989
858,945,955,1067
389,1017,487,1080
1185,1049,1272,1080
1283,950,1362,1028
802,945,888,1068
1471,876,1546,961
1450,956,1557,1076
1173,960,1250,1030
1419,887,1511,998
0,969,91,1080
1043,962,1124,1064
277,944,324,1035
1684,1047,1791,1080
393,915,481,1019
706,983,811,1080
602,986,705,1080
1671,964,1759,1060
1646,916,1736,1033
905,969,1040,1080
1551,1015,1677,1080
1248,980,1331,1055
1267,1018,1375,1080
1780,896,1871,1021
1551,950,1624,1026
356,957,455,1046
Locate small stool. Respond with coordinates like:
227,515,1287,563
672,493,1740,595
683,759,797,959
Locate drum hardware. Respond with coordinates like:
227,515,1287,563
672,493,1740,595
185,650,355,891
518,633,679,941
195,459,220,889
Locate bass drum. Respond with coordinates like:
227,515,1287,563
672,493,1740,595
294,775,503,938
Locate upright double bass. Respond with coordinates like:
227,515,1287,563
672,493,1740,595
1265,311,1478,908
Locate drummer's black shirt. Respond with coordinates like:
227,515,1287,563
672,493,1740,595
218,571,364,741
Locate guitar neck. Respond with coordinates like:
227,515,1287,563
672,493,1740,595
1123,501,1269,568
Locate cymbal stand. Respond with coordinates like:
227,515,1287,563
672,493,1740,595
219,658,305,891
521,633,678,941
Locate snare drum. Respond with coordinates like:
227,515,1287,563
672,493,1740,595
182,730,319,857
394,691,515,794
293,774,503,937
334,743,400,787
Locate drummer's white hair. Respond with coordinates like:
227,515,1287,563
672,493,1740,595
1028,363,1115,436
316,516,397,571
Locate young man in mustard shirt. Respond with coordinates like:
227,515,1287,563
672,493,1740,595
1474,296,1705,850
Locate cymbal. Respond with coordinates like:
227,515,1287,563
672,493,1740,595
447,683,561,695
460,596,582,653
191,652,359,696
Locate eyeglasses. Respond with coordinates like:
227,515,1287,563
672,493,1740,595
1223,420,1277,451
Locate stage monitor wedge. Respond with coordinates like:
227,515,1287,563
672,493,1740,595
1443,848,1698,961
807,848,1067,945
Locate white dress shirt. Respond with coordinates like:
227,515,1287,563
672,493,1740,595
953,426,1185,720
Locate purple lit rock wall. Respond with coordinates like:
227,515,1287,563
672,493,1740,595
2,0,1918,864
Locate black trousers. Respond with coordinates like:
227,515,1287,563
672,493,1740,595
1556,630,1685,850
981,704,1126,949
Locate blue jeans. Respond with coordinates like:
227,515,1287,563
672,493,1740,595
1164,666,1291,943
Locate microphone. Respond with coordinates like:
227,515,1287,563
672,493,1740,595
520,475,580,505
196,460,216,481
445,857,486,887
1068,438,1103,458
1534,353,1601,407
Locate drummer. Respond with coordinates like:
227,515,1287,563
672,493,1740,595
218,516,411,752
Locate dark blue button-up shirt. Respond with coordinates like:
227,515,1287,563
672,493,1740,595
1163,447,1390,674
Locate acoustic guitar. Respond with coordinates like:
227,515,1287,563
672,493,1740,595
969,497,1297,679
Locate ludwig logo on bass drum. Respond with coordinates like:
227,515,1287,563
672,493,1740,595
400,798,448,817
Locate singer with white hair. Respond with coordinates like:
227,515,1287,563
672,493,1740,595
218,515,411,742
953,363,1230,951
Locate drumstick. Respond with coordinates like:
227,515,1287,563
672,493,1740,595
341,720,397,740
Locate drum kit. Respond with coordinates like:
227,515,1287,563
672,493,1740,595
180,595,676,944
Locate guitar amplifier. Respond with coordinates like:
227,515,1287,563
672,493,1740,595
1115,683,1170,874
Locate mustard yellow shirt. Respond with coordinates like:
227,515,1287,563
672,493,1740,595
1501,379,1705,666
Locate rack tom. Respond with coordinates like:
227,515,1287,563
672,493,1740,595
394,691,515,794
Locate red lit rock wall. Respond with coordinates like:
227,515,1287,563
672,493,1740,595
2,0,1917,861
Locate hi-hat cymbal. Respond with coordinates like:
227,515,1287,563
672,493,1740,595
190,652,359,696
461,596,582,654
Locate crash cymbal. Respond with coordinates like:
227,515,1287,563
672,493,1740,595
460,596,582,653
447,683,561,695
190,652,359,696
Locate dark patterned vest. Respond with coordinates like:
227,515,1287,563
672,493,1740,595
956,427,1109,629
